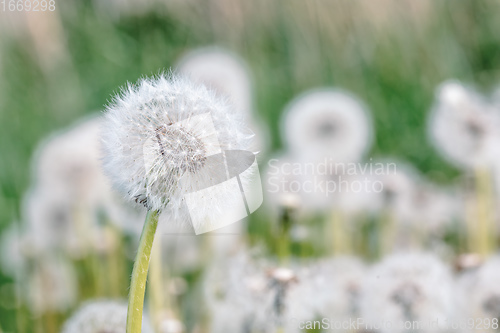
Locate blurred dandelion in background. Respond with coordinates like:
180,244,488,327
281,89,373,164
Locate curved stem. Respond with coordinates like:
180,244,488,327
127,209,160,333
148,232,165,331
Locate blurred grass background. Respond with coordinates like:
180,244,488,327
1,0,500,330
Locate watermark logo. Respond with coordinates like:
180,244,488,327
266,158,397,196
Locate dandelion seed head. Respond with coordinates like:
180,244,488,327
102,73,253,215
282,89,373,163
429,80,500,169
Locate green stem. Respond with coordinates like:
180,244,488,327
126,209,160,333
148,233,165,332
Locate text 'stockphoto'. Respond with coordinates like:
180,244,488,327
101,73,261,333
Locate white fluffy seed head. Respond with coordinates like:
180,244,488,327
177,47,253,118
101,73,253,215
281,89,373,163
429,80,500,169
61,299,152,333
